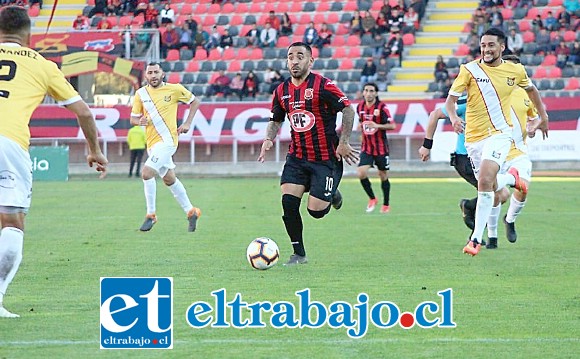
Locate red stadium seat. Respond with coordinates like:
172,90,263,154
294,24,307,36
311,47,319,58
348,47,361,58
334,47,347,58
455,44,470,56
522,31,535,43
327,13,339,24
230,15,243,26
338,58,353,70
167,73,181,84
249,3,263,13
402,33,415,46
181,4,193,15
222,3,235,13
542,54,557,66
208,49,221,60
119,15,132,27
236,3,249,13
333,35,346,46
525,7,539,19
313,13,326,24
290,2,302,12
532,66,547,79
237,48,250,59
298,14,313,25
202,15,216,27
276,3,290,12
166,49,180,61
318,2,330,12
228,60,241,72
344,2,357,11
549,0,563,5
501,8,513,20
248,48,263,60
186,60,199,72
277,36,291,48
207,3,220,14
371,1,382,10
335,24,349,36
518,20,531,32
563,31,576,42
194,51,208,60
222,48,236,60
547,67,562,78
346,35,361,46
564,77,579,90
28,5,40,17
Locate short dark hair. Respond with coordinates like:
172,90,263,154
0,6,31,35
362,82,379,92
147,62,162,67
502,54,521,64
288,42,312,56
482,28,506,44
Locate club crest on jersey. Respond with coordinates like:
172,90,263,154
373,109,380,117
506,77,515,86
524,99,530,106
164,95,171,102
362,121,378,135
289,109,316,132
304,88,313,100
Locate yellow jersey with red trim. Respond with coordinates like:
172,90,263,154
449,59,530,144
0,43,80,150
131,83,195,148
506,86,539,161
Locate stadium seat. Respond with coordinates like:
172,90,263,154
160,61,172,72
522,31,535,43
552,79,565,90
549,0,563,5
361,34,374,46
236,3,249,13
564,77,579,90
244,15,256,25
518,20,531,32
270,59,284,71
547,67,562,78
196,73,208,84
563,31,576,42
343,2,357,11
346,83,360,94
346,35,361,46
182,73,195,84
362,47,374,57
542,54,557,66
533,66,547,79
337,71,350,82
334,47,347,58
248,48,263,60
303,2,316,12
119,16,132,27
298,14,312,25
525,7,539,19
230,15,243,26
320,47,333,58
249,3,263,13
172,61,185,72
327,59,339,69
217,15,229,26
203,15,216,27
181,4,193,15
522,43,538,55
290,2,302,12
256,60,269,71
312,60,325,70
428,82,440,92
313,13,326,24
501,8,513,20
323,71,337,80
166,49,180,61
538,79,552,90
543,91,557,97
330,2,344,11
333,36,346,46
180,49,194,61
513,7,527,20
327,13,340,24
455,44,470,56
447,58,459,68
402,33,415,46
276,3,290,12
222,3,235,13
207,49,221,61
350,71,361,82
228,60,241,72
277,36,291,48
242,61,255,71
194,50,208,60
186,60,199,72
530,55,543,66
338,58,353,70
318,2,331,12
222,48,236,60
562,67,575,78
215,61,228,71
311,47,320,58
167,73,181,84
201,61,213,72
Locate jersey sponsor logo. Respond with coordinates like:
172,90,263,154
507,77,515,86
475,78,490,83
304,88,313,100
362,121,378,135
289,109,316,132
281,94,291,100
100,277,173,349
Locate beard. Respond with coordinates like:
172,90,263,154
482,53,500,64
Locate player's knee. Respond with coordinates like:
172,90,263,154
307,205,330,219
282,194,301,215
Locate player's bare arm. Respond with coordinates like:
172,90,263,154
445,95,463,133
130,114,148,126
419,107,445,162
524,85,549,139
66,100,108,178
178,97,201,134
336,105,359,165
258,121,282,162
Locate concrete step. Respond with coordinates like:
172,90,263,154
395,72,434,80
429,1,479,9
421,24,465,32
408,47,453,56
39,8,85,16
429,13,473,21
380,91,434,100
387,84,429,92
415,36,461,45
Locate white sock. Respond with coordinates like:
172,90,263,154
487,204,502,238
506,194,526,223
0,227,24,305
471,191,494,244
143,178,157,215
496,173,515,189
168,178,193,214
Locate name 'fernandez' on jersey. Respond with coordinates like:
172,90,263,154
270,72,351,161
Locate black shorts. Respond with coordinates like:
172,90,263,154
452,153,477,188
280,155,343,202
358,152,390,171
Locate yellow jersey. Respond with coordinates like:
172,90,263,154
0,43,80,150
449,59,530,143
127,125,146,150
506,86,539,161
131,83,195,148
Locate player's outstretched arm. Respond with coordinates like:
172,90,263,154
178,97,201,134
336,106,359,165
419,108,445,162
258,121,282,163
66,100,108,178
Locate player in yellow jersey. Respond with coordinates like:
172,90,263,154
131,62,202,232
485,54,539,249
444,28,549,256
0,6,108,318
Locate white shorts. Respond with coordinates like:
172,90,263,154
465,133,512,181
145,142,176,178
501,155,532,182
0,135,32,213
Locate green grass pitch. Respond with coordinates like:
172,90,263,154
0,176,578,358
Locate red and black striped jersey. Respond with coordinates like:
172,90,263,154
270,72,350,161
356,100,392,156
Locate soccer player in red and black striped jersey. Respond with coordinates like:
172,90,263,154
258,42,358,266
356,83,396,214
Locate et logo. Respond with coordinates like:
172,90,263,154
100,277,173,349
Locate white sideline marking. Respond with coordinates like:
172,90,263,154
0,337,578,346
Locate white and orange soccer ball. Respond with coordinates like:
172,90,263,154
246,237,280,270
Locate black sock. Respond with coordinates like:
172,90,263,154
360,178,375,199
466,197,477,210
381,179,391,206
282,194,305,256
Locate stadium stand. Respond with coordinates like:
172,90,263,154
19,0,580,100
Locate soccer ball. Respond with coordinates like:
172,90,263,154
246,237,280,270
